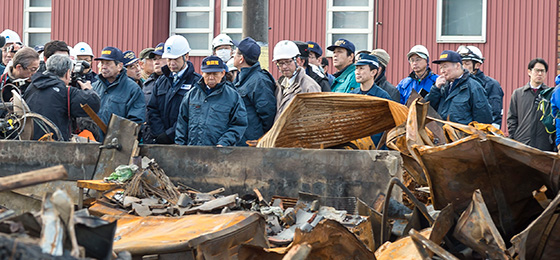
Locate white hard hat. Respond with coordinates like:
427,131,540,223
407,45,429,60
0,29,22,46
73,42,94,57
272,40,300,61
212,34,233,49
457,45,484,64
162,35,191,59
226,58,237,72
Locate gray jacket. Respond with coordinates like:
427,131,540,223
507,82,555,151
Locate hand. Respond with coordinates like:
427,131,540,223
77,80,92,90
435,75,446,89
216,144,223,147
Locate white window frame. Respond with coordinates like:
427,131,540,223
326,0,374,56
169,0,215,56
23,0,52,46
436,0,487,43
220,0,242,39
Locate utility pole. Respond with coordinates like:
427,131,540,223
242,0,269,70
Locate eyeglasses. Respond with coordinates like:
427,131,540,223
532,68,546,74
409,58,424,64
276,60,293,67
24,66,39,72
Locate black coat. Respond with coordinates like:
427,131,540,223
24,72,100,140
146,62,201,143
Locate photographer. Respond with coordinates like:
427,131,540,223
24,54,100,141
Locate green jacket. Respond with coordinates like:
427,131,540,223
331,64,360,93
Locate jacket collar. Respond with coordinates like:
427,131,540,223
408,67,433,81
522,81,548,92
99,69,127,89
235,62,261,86
334,64,355,78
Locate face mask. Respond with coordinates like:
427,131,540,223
216,49,232,62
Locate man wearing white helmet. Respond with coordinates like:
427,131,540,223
457,45,504,128
273,40,320,119
74,42,97,83
212,34,234,63
146,35,201,144
396,45,439,104
232,37,277,145
1,29,22,73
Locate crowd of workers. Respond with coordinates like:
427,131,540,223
0,28,558,151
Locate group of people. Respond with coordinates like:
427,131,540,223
0,27,558,151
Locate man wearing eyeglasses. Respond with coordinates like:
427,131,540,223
396,45,439,105
425,50,492,125
0,47,40,105
272,40,320,120
507,58,556,151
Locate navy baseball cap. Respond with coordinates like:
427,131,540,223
327,39,355,53
123,51,139,66
233,37,261,62
94,46,123,62
201,56,226,73
152,42,165,56
432,50,462,64
307,41,322,56
355,53,379,69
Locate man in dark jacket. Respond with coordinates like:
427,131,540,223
350,54,391,99
73,42,97,84
233,37,276,146
24,54,100,140
426,50,492,125
142,42,164,104
146,35,201,144
507,58,555,151
32,40,70,82
293,41,331,92
457,45,504,129
371,49,400,102
92,46,145,125
175,56,247,146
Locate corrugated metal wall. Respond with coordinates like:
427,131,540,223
0,0,24,38
378,0,558,129
267,0,327,78
52,0,169,58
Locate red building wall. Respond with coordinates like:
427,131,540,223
267,0,327,78
377,0,559,129
52,0,169,59
0,0,24,38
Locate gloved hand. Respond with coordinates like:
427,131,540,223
155,133,173,144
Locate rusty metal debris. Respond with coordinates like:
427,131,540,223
257,92,408,148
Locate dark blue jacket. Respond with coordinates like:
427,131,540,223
143,73,160,105
425,70,492,125
474,70,504,126
24,72,100,140
175,79,247,146
396,68,438,104
147,62,201,143
92,69,145,125
234,62,276,146
350,83,392,100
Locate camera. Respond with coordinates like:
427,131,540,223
70,60,90,88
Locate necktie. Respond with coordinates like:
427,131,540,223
173,73,178,84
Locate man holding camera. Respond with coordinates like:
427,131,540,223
24,54,100,141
